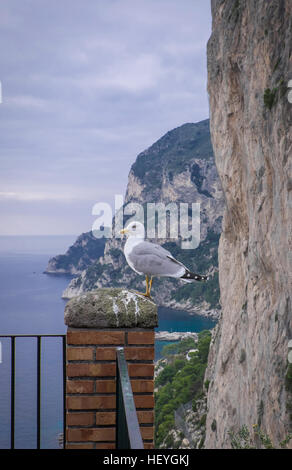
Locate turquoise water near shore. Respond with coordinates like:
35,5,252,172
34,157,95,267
155,307,215,360
0,236,216,448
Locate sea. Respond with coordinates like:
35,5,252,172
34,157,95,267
0,235,216,449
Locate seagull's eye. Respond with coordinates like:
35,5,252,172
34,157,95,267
132,225,136,230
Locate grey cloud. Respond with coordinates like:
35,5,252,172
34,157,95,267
0,0,211,235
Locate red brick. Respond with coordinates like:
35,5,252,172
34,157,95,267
131,380,154,393
134,395,154,409
66,380,94,394
95,380,116,393
127,331,154,345
67,427,115,442
67,330,124,345
66,443,94,449
67,412,95,426
128,364,154,377
137,411,154,424
95,412,116,425
95,347,117,360
67,363,116,378
67,347,94,361
144,442,154,449
125,347,154,361
95,443,116,449
67,395,116,410
141,427,154,440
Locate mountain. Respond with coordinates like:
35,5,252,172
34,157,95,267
45,232,106,275
48,119,224,319
204,0,292,448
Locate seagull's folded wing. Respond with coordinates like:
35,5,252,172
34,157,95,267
128,241,186,277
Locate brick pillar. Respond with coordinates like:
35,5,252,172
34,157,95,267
64,288,158,450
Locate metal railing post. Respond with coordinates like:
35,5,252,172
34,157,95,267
62,335,66,449
37,336,41,449
10,336,15,449
0,334,66,449
115,347,144,449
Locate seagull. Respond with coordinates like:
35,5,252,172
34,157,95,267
120,221,208,298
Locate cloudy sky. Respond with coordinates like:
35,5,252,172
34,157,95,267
0,0,211,235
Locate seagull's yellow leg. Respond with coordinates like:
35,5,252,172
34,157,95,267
144,275,150,297
148,276,153,297
135,275,152,297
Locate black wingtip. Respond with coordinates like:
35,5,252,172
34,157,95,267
181,271,209,282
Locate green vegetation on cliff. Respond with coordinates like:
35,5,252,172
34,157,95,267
228,425,292,449
46,232,106,274
132,120,213,187
155,330,212,447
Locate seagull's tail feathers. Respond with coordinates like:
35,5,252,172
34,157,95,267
180,270,208,282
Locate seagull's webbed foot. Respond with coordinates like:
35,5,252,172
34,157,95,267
135,291,153,299
134,275,153,299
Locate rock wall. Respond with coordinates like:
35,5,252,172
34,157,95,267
205,0,292,448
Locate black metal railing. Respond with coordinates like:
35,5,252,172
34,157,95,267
0,334,66,449
116,347,144,449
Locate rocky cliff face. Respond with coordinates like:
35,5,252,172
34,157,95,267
45,232,106,275
205,0,292,448
61,120,224,319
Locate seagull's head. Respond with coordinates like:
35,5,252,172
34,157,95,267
120,221,145,239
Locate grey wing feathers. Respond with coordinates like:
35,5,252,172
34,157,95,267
166,254,187,269
131,241,172,259
129,241,187,277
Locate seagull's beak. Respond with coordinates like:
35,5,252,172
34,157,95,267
120,228,129,235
